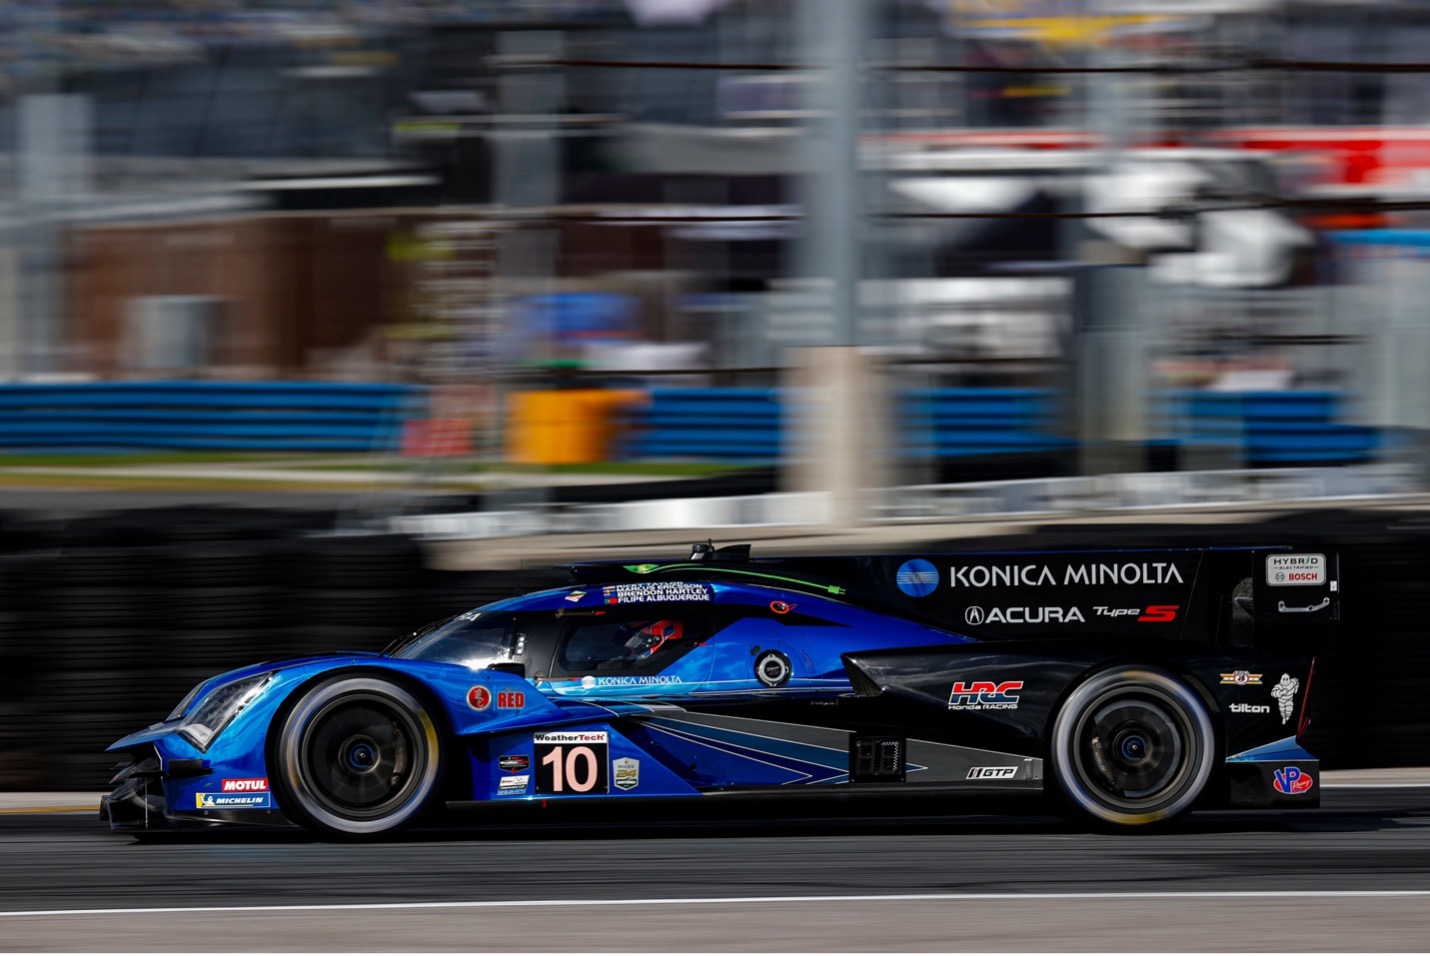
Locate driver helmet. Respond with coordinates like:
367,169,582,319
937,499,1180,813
624,619,685,660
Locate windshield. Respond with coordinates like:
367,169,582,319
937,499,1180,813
387,612,523,669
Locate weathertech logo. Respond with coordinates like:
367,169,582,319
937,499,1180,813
221,778,269,792
948,680,1023,711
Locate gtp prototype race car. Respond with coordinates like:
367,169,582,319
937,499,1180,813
102,541,1338,838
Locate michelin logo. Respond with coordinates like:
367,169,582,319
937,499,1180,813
196,792,273,809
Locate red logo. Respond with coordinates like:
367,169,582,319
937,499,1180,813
497,690,525,709
1138,604,1180,623
467,686,492,711
1273,766,1314,794
221,778,269,792
949,680,1023,709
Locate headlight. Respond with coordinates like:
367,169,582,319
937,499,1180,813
178,673,274,751
167,681,207,722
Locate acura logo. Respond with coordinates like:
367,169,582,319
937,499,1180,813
964,606,985,626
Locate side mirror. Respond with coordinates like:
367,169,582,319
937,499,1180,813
488,661,527,679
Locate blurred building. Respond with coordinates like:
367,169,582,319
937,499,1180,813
0,0,1423,477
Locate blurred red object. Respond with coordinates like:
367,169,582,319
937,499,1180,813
401,418,473,457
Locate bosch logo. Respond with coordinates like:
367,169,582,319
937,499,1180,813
1267,554,1326,586
221,778,268,792
467,686,492,711
948,680,1023,711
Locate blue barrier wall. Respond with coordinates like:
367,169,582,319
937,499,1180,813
1161,390,1379,466
901,388,1073,459
619,387,783,462
617,386,1072,463
7,381,1377,464
0,381,423,452
618,386,1380,467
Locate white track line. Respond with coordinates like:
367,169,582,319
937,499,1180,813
7,890,1430,919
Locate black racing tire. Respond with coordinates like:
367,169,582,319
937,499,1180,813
1049,667,1215,830
272,675,443,839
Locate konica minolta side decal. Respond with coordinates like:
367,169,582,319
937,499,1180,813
872,550,1207,638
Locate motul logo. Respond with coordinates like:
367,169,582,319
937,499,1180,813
222,778,269,792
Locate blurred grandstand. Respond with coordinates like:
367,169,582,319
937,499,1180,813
0,0,1422,501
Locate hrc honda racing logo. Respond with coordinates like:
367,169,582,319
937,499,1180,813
948,680,1023,711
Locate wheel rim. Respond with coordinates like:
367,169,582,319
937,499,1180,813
280,677,440,835
1073,694,1189,806
301,696,421,818
1053,669,1214,826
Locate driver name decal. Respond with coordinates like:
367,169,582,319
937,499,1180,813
603,582,712,604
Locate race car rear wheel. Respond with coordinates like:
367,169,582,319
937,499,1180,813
1050,667,1214,829
273,675,442,839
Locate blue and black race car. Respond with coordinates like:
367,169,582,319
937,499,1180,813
102,541,1336,838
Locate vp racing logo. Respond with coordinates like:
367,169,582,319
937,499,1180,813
895,559,939,598
948,680,1023,711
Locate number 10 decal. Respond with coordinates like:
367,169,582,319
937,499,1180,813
534,731,610,794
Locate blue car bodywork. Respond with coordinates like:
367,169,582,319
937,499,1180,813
102,543,1332,837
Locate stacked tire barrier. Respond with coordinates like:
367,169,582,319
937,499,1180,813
0,507,566,791
2,504,1430,791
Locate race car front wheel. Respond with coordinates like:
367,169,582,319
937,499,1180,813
1050,667,1214,830
274,675,442,839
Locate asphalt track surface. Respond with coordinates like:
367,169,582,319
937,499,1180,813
3,785,1430,952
